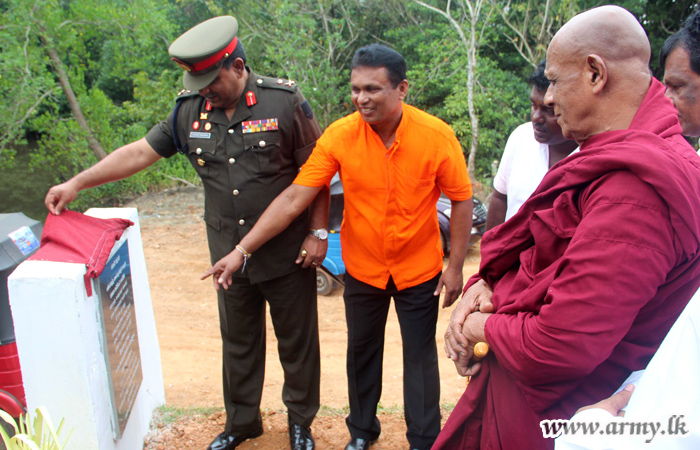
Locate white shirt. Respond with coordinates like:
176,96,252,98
493,122,577,220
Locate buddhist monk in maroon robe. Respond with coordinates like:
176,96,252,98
435,6,700,450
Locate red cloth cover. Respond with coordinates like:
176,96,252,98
29,210,133,296
434,78,700,449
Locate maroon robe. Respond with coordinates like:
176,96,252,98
434,78,700,450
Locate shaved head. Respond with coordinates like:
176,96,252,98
553,5,650,72
545,6,652,143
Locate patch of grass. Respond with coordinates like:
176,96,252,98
153,405,224,426
440,402,456,413
151,402,453,426
317,404,408,416
377,404,405,415
313,402,456,417
317,405,350,417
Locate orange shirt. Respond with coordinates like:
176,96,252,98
295,104,472,290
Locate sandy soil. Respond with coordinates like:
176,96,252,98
130,187,481,450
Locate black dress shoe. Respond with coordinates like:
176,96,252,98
345,437,375,450
206,428,263,450
289,417,315,450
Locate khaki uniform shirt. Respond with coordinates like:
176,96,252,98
146,68,322,283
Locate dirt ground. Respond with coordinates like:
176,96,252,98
130,187,482,450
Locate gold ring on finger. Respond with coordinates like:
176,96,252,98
301,249,308,257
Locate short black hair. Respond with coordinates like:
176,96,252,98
351,44,406,88
528,59,550,93
223,39,247,69
660,8,700,75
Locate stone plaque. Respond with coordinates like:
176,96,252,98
97,241,143,439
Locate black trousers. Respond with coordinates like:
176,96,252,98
218,267,320,435
344,272,442,450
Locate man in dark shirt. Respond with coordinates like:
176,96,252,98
45,15,328,450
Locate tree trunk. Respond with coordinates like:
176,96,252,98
466,5,479,183
40,35,108,160
413,0,481,183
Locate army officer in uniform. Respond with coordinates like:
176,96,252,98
45,16,328,450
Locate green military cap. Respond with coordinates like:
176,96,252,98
169,16,239,91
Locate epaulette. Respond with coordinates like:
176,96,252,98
253,76,297,93
175,89,200,102
172,89,201,155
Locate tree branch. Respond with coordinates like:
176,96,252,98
38,31,108,160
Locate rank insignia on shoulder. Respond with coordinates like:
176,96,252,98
301,100,314,119
200,112,208,120
197,158,206,167
242,118,279,134
178,89,192,96
285,79,296,87
246,91,257,107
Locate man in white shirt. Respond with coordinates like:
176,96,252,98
486,60,579,229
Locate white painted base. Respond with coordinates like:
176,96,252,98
7,208,165,450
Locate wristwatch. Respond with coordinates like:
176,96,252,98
309,228,329,240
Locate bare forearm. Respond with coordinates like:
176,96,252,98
69,138,161,190
46,138,161,214
437,198,473,307
238,184,322,253
485,190,507,231
201,183,323,289
308,186,330,229
462,312,489,343
446,198,472,272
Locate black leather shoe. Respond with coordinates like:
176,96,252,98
289,417,315,450
345,437,375,450
206,428,263,450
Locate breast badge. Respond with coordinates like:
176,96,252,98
242,118,279,134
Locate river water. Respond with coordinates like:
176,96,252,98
0,147,56,223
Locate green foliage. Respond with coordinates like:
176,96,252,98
154,405,223,426
443,57,530,182
1,0,693,213
641,0,698,76
392,2,531,184
0,0,188,213
239,0,366,128
0,0,57,165
0,407,71,450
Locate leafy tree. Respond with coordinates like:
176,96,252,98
240,0,361,128
413,0,496,182
444,57,530,183
4,0,692,214
489,0,582,68
0,0,188,211
641,0,698,76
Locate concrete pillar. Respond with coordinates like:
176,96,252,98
7,208,164,450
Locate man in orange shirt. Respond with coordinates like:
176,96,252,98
203,44,473,450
